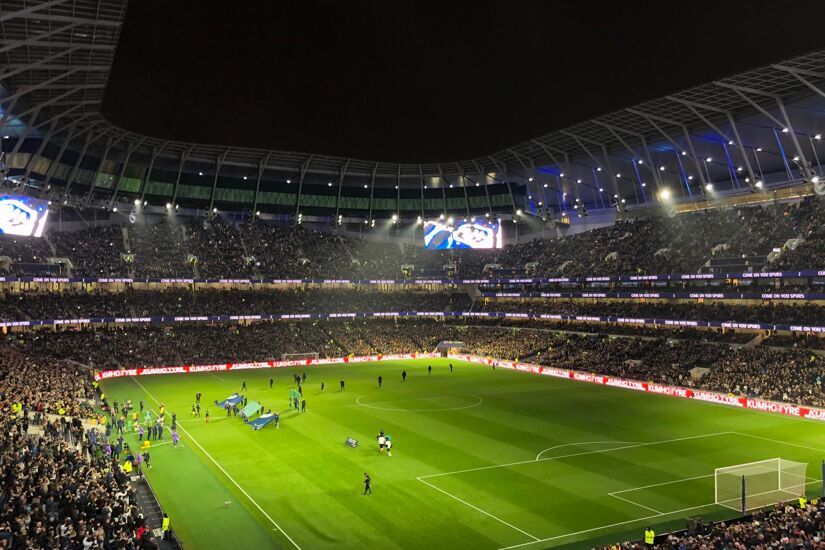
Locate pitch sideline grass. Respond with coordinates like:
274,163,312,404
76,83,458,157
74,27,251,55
100,358,825,549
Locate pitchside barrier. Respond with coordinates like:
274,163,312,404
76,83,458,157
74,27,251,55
5,310,825,334
94,351,825,423
447,353,825,422
93,353,440,381
2,268,824,285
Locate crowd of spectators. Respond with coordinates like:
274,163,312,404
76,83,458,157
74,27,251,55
2,196,823,279
4,319,823,406
0,345,158,548
3,286,825,328
601,500,825,549
0,289,473,321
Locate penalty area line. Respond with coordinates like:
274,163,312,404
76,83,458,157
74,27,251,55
416,476,540,542
129,377,301,550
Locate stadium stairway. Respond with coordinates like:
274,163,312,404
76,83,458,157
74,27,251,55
130,475,182,549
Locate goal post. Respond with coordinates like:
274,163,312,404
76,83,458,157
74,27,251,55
715,458,807,513
281,352,320,363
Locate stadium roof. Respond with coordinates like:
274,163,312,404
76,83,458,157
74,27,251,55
3,0,825,217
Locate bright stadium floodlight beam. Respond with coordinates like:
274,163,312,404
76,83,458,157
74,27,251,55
637,159,643,164
516,209,522,215
134,199,140,206
813,176,820,183
447,217,454,224
166,203,172,209
112,207,117,212
659,188,672,200
198,171,203,176
659,166,665,171
705,157,712,162
213,207,218,213
577,179,582,184
782,128,789,133
528,177,533,182
705,183,714,191
287,179,292,184
439,213,445,220
392,214,398,221
755,180,764,188
816,134,822,140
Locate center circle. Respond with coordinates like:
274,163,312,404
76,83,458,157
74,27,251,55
355,394,483,412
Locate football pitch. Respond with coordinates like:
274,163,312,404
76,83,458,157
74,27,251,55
100,358,825,549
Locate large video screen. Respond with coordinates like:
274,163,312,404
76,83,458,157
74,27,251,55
0,195,50,237
423,219,502,249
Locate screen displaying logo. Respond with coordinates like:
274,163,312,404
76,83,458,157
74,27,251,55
423,219,502,249
0,195,50,237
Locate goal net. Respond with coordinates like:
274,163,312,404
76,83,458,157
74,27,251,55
715,458,807,513
281,352,319,363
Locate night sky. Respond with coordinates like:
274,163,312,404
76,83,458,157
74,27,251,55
103,0,825,163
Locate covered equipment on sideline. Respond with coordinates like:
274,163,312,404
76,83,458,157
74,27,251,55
249,413,278,430
215,393,243,408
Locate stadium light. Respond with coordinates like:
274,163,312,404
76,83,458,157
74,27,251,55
363,184,368,189
577,179,582,184
756,147,762,152
637,159,643,164
243,176,248,180
813,176,820,183
793,156,800,162
728,140,734,145
198,171,203,176
755,180,764,188
782,128,789,133
166,203,172,209
737,166,743,172
816,134,822,140
328,182,332,187
659,166,665,171
212,207,218,213
688,175,694,180
543,183,548,188
659,188,672,200
681,151,687,156
256,211,261,216
705,157,712,162
143,201,147,207
175,204,179,210
641,182,647,187
705,183,714,191
598,187,604,192
112,206,117,212
447,217,454,224
621,198,626,204
528,177,533,182
515,209,522,215
470,217,476,222
596,167,602,172
134,199,140,206
615,173,621,178
286,179,291,184
391,214,398,221
559,173,564,177
475,183,480,187
485,212,490,217
439,214,445,220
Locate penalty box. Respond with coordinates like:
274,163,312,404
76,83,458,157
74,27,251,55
417,432,819,547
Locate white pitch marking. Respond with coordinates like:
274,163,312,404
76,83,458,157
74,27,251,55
130,377,301,550
416,476,540,541
733,431,825,454
419,432,736,480
606,492,664,515
535,441,643,461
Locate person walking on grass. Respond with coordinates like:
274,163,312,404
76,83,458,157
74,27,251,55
269,377,274,389
402,370,407,382
428,365,432,375
378,375,383,388
363,473,372,495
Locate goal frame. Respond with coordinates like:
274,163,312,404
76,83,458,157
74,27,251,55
714,457,807,513
281,352,320,362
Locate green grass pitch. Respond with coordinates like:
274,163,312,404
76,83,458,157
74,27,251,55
100,358,825,549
